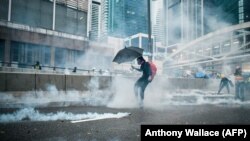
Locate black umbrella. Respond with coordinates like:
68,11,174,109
113,47,143,64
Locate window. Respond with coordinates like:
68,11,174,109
0,0,8,21
239,7,244,13
12,0,53,29
67,8,77,18
212,45,220,55
239,0,244,6
55,47,67,67
10,41,51,67
56,2,87,36
222,42,231,53
11,42,19,63
43,46,51,66
239,13,244,20
131,38,139,47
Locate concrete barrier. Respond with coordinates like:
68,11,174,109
98,76,112,90
36,74,66,91
0,72,219,92
5,73,35,91
0,72,114,92
66,75,91,91
1,72,250,101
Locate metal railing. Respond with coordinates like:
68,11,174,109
0,61,140,77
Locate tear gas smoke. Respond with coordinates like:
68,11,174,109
0,76,249,110
0,108,130,123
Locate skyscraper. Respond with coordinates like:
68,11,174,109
203,0,250,34
153,9,164,43
163,0,203,47
203,0,239,34
108,0,148,38
100,0,109,42
90,0,101,41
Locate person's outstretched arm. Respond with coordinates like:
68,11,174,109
131,65,142,72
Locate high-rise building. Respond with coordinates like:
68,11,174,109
108,0,148,38
153,9,164,43
90,0,101,41
203,0,239,34
203,0,250,33
163,0,204,47
108,0,125,37
89,0,109,42
100,0,109,42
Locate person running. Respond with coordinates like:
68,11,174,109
217,75,231,94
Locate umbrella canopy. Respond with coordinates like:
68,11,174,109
113,47,143,64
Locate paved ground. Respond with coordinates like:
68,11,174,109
1,104,250,141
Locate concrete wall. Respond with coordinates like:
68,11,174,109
4,73,36,91
36,74,66,91
0,72,215,92
2,72,250,101
66,75,91,91
0,72,113,92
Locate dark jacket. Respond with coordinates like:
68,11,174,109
137,61,152,80
234,68,242,76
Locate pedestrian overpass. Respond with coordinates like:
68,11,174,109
164,22,250,75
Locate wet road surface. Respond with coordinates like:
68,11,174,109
1,104,250,141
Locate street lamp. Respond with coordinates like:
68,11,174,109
147,0,152,60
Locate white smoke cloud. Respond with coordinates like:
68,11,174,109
0,77,113,108
1,74,248,110
107,77,138,108
75,50,113,71
0,108,130,123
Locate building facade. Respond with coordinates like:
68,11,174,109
124,33,155,54
0,0,114,70
0,0,90,68
163,0,204,47
89,0,101,41
108,0,148,38
203,0,250,33
99,0,109,42
203,0,239,34
152,9,164,43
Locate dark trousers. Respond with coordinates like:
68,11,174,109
235,82,245,101
134,77,149,101
218,83,230,94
